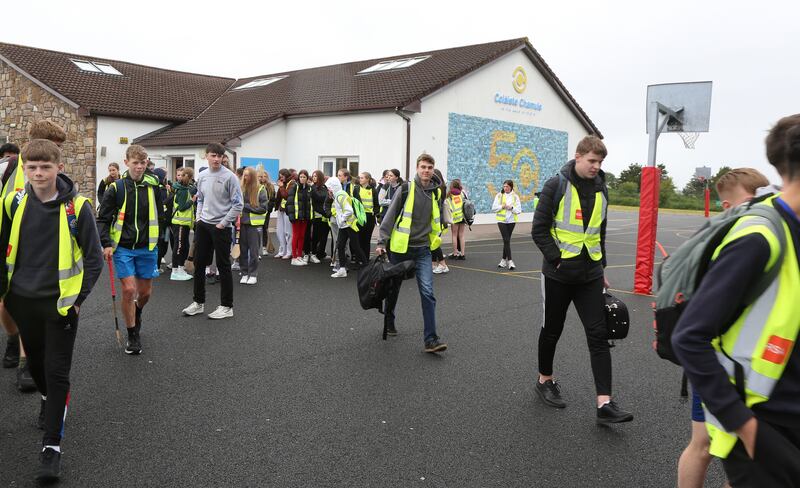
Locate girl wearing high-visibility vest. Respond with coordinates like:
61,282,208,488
357,172,380,259
169,167,196,281
273,169,293,260
447,179,467,260
309,170,329,263
238,167,268,284
378,168,403,222
257,170,276,255
286,169,312,266
492,180,521,270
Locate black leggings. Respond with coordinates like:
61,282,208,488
311,219,329,258
6,294,78,446
359,213,376,259
171,224,191,267
338,227,366,268
498,222,515,260
538,276,612,396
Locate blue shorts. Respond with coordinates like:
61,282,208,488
691,390,705,422
113,246,159,280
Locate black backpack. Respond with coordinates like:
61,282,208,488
356,255,416,338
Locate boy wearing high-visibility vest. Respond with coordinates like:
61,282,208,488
532,136,633,424
0,139,103,482
673,115,800,485
376,153,447,353
97,145,164,355
170,167,197,281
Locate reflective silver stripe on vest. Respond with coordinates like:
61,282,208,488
401,211,413,220
173,216,191,223
58,258,84,280
703,407,728,432
395,227,411,235
555,221,585,233
587,245,602,255
558,242,582,254
57,294,79,310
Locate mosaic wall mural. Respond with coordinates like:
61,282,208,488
447,113,568,213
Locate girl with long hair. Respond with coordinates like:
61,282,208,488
274,168,293,259
492,179,522,270
447,179,467,260
286,169,312,266
97,162,120,203
257,170,276,255
356,171,380,258
378,168,402,222
238,167,268,284
309,170,329,263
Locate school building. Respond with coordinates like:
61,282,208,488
0,38,600,220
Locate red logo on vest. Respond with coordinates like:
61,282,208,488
6,244,11,257
575,209,583,220
762,335,794,365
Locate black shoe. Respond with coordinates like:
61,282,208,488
535,379,566,409
3,334,20,368
36,447,61,482
38,398,46,430
125,330,142,355
424,338,447,353
458,254,466,261
386,326,398,336
597,401,634,425
17,363,36,392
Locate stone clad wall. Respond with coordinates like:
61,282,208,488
0,61,96,199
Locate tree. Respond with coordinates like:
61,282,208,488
618,164,642,189
659,176,677,206
605,172,617,190
682,177,706,198
710,166,732,201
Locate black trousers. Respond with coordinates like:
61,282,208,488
193,221,233,307
171,224,191,267
6,294,78,446
538,276,612,395
261,212,271,251
157,223,169,265
338,227,366,269
359,213,376,259
311,219,329,259
498,222,515,260
722,420,800,487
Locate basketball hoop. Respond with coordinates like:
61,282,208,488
678,132,700,149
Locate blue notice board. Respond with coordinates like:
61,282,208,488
241,157,280,181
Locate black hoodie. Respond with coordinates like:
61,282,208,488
0,174,103,306
532,160,607,284
96,171,164,250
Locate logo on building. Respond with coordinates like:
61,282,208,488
512,66,527,94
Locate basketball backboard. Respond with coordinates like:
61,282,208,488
646,81,712,133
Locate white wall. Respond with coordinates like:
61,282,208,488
95,116,170,182
239,112,405,180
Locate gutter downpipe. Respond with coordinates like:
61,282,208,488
395,109,411,180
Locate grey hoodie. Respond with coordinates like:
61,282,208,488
0,174,103,306
377,174,443,249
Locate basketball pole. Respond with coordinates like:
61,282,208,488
634,102,683,295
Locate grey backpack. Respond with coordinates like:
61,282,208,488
653,197,786,365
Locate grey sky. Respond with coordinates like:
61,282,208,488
7,0,797,187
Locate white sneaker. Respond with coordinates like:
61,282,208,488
507,260,516,270
331,268,347,278
273,253,283,259
240,275,249,284
182,302,204,316
232,261,240,270
281,254,292,260
170,269,182,281
498,259,507,268
309,255,321,264
247,276,257,285
441,264,450,273
208,306,233,320
171,268,192,281
433,264,443,274
303,255,310,263
178,266,193,280
291,258,304,266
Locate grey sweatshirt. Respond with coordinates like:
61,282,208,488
377,175,443,248
0,175,103,306
195,166,243,226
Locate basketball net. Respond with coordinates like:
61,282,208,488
678,132,700,149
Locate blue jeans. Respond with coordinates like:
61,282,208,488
386,246,438,342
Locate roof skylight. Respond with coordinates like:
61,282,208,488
358,56,430,74
71,59,123,75
234,76,287,90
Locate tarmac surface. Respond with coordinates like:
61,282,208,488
1,209,727,487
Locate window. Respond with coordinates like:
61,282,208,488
234,76,287,90
358,56,429,74
323,161,334,177
70,59,123,75
320,156,359,177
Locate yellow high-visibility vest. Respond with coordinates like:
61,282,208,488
335,191,359,231
550,183,606,260
495,192,519,222
702,198,800,459
389,181,441,254
359,186,374,214
4,191,89,316
244,186,267,226
1,154,25,199
109,177,159,251
171,191,194,228
448,194,464,223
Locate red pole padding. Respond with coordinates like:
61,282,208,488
704,187,710,218
634,166,661,295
